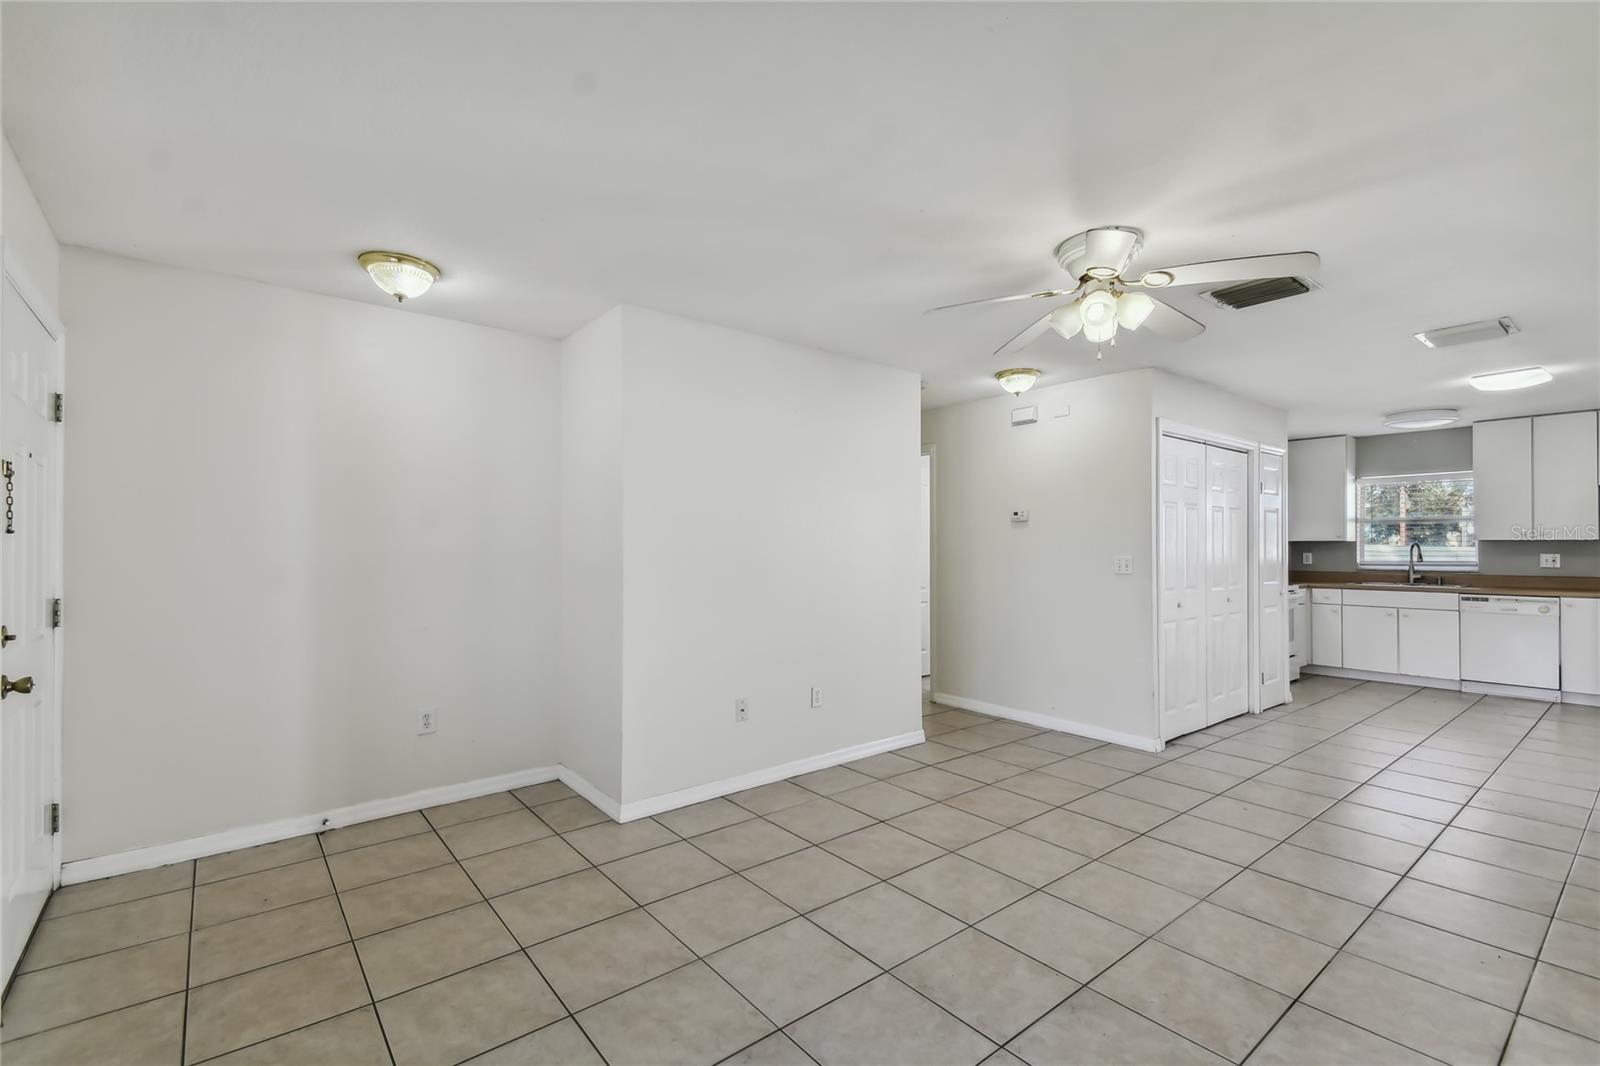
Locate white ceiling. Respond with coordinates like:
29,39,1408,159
4,3,1596,434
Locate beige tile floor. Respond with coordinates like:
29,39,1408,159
2,677,1598,1065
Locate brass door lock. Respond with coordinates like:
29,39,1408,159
0,625,14,645
2,675,34,698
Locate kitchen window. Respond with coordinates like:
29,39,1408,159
1356,471,1477,569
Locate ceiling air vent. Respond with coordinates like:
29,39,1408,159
1201,276,1316,310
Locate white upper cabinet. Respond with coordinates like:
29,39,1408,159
1288,436,1355,542
1473,418,1533,540
1475,412,1599,541
1532,411,1599,540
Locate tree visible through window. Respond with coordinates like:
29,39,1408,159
1357,472,1477,568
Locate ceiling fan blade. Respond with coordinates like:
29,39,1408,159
993,312,1054,356
1142,298,1206,340
1134,251,1320,289
926,288,1074,314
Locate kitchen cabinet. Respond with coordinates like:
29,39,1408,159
1343,605,1398,673
1561,598,1600,695
1474,418,1533,540
1475,412,1599,541
1311,602,1343,667
1533,412,1599,540
1398,608,1460,681
1288,436,1356,542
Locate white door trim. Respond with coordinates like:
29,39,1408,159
921,443,937,692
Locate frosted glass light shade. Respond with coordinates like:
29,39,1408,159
1080,290,1118,343
1050,303,1084,339
995,368,1041,396
1117,292,1156,330
1468,366,1552,392
359,251,441,302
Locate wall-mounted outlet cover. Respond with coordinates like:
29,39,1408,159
734,698,749,723
1302,552,1314,565
1540,553,1561,569
810,687,823,708
1114,555,1134,575
417,709,438,736
1011,509,1029,524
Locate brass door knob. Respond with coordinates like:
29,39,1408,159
2,675,34,698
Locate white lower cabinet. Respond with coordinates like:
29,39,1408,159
1343,606,1399,674
1398,609,1461,681
1311,603,1343,667
1561,598,1600,695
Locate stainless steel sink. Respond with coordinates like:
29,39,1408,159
1356,581,1468,590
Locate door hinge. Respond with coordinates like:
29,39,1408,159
50,393,63,423
50,598,62,628
49,802,60,834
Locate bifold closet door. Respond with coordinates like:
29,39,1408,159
1205,445,1250,724
1158,435,1206,739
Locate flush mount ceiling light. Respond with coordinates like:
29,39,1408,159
1469,366,1553,392
994,368,1041,396
358,251,441,302
1383,408,1461,430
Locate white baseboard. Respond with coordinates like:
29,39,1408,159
933,693,1160,753
60,765,561,886
58,727,930,885
1462,680,1562,702
1301,666,1462,691
1560,691,1600,707
614,729,927,822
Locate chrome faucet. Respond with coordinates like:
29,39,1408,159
1408,541,1425,584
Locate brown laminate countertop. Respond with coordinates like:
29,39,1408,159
1291,574,1600,599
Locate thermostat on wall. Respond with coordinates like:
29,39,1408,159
1011,509,1029,524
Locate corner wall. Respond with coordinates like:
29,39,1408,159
59,249,563,861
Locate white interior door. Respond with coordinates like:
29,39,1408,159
1158,435,1206,739
1,275,62,986
1205,445,1249,724
1258,448,1288,708
919,452,931,677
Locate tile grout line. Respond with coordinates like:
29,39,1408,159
312,829,397,1066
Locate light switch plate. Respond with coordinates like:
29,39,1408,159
1113,555,1134,575
1302,552,1313,565
1540,553,1561,569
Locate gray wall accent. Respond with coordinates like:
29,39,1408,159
1294,539,1600,577
1290,424,1599,576
1356,427,1472,477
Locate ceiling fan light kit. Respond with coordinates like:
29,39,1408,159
931,226,1320,361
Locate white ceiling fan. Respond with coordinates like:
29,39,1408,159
929,226,1320,357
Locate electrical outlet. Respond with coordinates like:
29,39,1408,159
1302,552,1313,565
1540,553,1562,569
734,698,749,723
1113,555,1134,575
810,687,823,708
417,709,437,736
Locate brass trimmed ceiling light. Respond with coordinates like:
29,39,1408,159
358,251,441,302
995,368,1041,396
929,226,1320,358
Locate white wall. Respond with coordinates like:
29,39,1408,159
2,138,60,319
558,309,624,798
923,368,1288,747
923,371,1158,742
616,307,923,804
60,249,562,860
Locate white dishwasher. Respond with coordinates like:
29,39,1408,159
1459,595,1560,690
